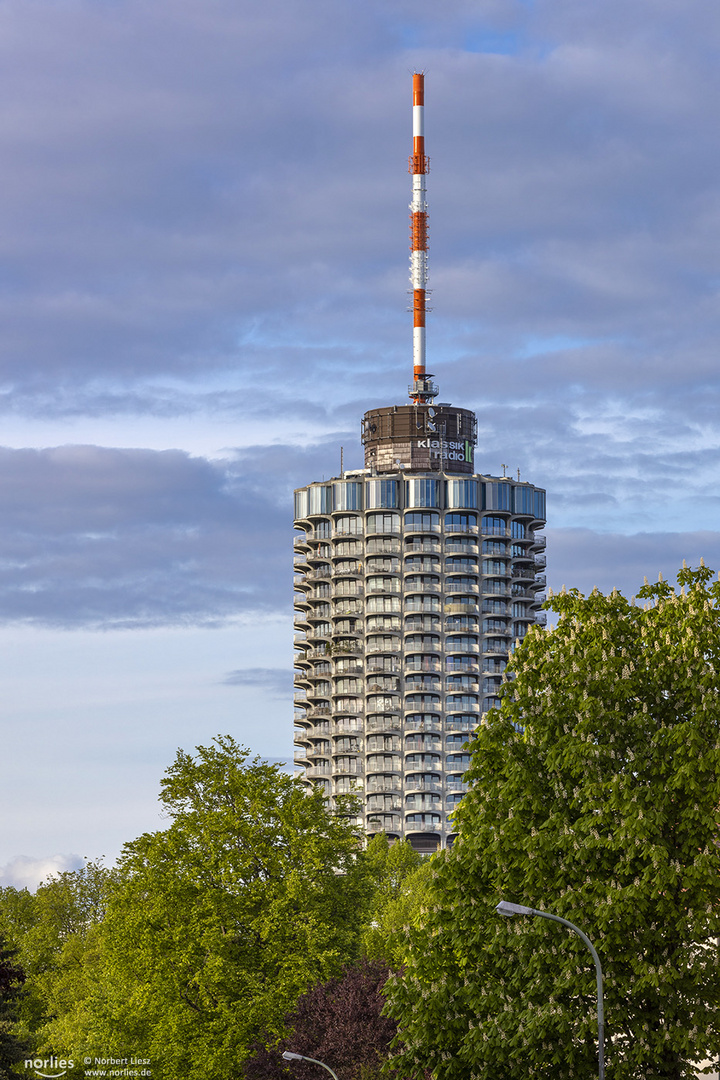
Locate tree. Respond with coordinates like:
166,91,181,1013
386,565,720,1080
244,960,397,1080
39,737,368,1080
0,860,112,1048
0,936,29,1079
359,835,432,967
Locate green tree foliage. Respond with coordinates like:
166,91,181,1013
360,835,432,967
0,861,112,1047
0,936,29,1078
386,566,720,1080
39,737,368,1080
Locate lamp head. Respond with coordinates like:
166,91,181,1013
283,1052,304,1062
496,900,534,917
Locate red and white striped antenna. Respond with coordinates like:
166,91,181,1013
409,72,437,404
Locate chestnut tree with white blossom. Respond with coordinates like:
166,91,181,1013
385,564,720,1080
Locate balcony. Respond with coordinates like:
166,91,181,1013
366,777,402,793
306,765,332,778
404,539,440,552
481,525,510,537
333,758,363,775
446,659,479,673
404,820,443,833
366,815,402,833
405,598,441,612
332,527,364,539
446,780,469,794
403,777,442,793
445,602,479,614
445,719,476,733
446,700,481,713
534,574,547,588
535,612,548,626
405,658,442,673
306,705,332,719
305,568,332,582
404,522,441,534
532,535,547,550
366,658,401,673
333,718,363,734
445,524,479,535
404,716,442,733
482,583,511,597
366,716,402,733
534,555,547,569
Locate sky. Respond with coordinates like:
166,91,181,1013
3,0,720,888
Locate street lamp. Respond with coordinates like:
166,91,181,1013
282,1051,340,1080
495,900,604,1080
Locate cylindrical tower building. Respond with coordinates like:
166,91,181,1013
291,75,547,851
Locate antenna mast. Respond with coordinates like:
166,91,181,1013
409,72,437,404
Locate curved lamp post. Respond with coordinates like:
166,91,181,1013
282,1051,340,1080
495,900,605,1080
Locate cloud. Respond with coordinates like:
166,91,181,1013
0,853,85,891
546,527,720,599
222,668,293,697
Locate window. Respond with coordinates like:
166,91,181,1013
533,490,546,521
483,599,508,614
483,559,508,576
405,713,440,728
405,754,442,769
405,511,440,530
367,595,401,613
405,793,441,810
405,733,441,751
483,618,508,633
482,539,507,554
405,614,440,631
405,813,441,826
511,520,526,538
445,513,477,532
335,515,363,536
334,678,362,694
513,485,534,515
333,482,362,511
307,486,332,515
446,753,472,768
294,490,309,519
446,734,468,749
482,482,512,512
405,478,440,508
481,516,506,536
366,635,399,652
446,634,479,651
447,695,479,709
405,634,440,651
365,479,398,509
446,792,463,808
367,512,400,533
406,694,441,709
367,615,401,631
446,479,478,509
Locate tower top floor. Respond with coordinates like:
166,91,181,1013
361,402,478,475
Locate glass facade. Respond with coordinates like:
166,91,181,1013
293,468,547,852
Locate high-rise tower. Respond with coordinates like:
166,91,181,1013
292,75,547,852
